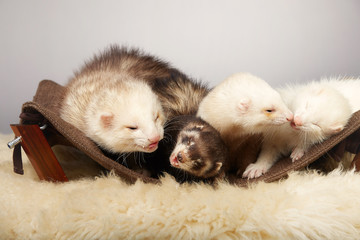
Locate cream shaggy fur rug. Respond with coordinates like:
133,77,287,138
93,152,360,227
1,133,360,240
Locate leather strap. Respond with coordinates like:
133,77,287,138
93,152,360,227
13,143,24,175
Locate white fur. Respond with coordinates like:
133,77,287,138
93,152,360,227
288,82,351,136
319,77,360,113
1,134,360,239
197,72,293,138
61,73,165,153
243,79,353,179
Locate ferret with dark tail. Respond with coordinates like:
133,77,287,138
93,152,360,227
60,45,212,178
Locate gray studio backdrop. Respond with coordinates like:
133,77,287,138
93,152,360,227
1,0,360,134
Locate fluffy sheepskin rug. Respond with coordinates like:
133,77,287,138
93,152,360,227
1,133,360,240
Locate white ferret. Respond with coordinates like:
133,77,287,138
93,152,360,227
61,72,165,154
197,73,293,141
243,79,353,179
60,46,173,154
197,73,293,177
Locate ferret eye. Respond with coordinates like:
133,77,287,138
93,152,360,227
265,109,275,113
126,126,138,130
155,112,160,121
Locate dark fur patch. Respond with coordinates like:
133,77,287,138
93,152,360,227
176,116,228,179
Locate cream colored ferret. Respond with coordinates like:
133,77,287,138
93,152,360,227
197,72,294,176
197,73,293,139
61,75,165,154
243,79,353,178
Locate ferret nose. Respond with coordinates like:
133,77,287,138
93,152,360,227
177,152,183,163
148,135,161,144
294,116,302,126
286,112,294,122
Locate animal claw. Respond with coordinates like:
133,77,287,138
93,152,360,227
242,163,270,179
290,148,305,162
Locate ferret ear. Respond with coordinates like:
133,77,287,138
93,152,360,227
100,113,114,129
328,123,345,134
237,98,251,114
215,162,222,171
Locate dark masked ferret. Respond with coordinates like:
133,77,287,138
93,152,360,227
169,116,228,180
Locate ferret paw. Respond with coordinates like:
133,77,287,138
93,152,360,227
290,148,305,162
242,162,271,179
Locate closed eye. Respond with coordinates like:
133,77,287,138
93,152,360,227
126,126,138,130
155,112,160,121
265,109,276,113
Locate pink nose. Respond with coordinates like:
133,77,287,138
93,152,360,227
148,135,161,143
294,116,302,126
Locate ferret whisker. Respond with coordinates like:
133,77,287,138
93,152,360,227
140,152,146,163
179,169,187,183
164,126,183,131
135,152,143,168
163,135,176,145
119,154,128,167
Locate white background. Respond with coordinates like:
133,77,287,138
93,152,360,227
1,0,360,134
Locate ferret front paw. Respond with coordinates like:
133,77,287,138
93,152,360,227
242,162,272,179
290,148,305,162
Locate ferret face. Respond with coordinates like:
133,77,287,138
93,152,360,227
169,120,225,178
197,73,293,135
232,78,294,133
236,94,294,129
89,84,166,153
290,85,352,143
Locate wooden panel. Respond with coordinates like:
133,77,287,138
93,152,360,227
10,124,68,182
351,152,360,172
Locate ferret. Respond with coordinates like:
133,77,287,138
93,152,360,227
197,72,294,139
168,116,228,180
61,65,166,154
61,45,209,177
196,72,293,177
243,81,353,179
60,45,175,154
141,115,228,182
